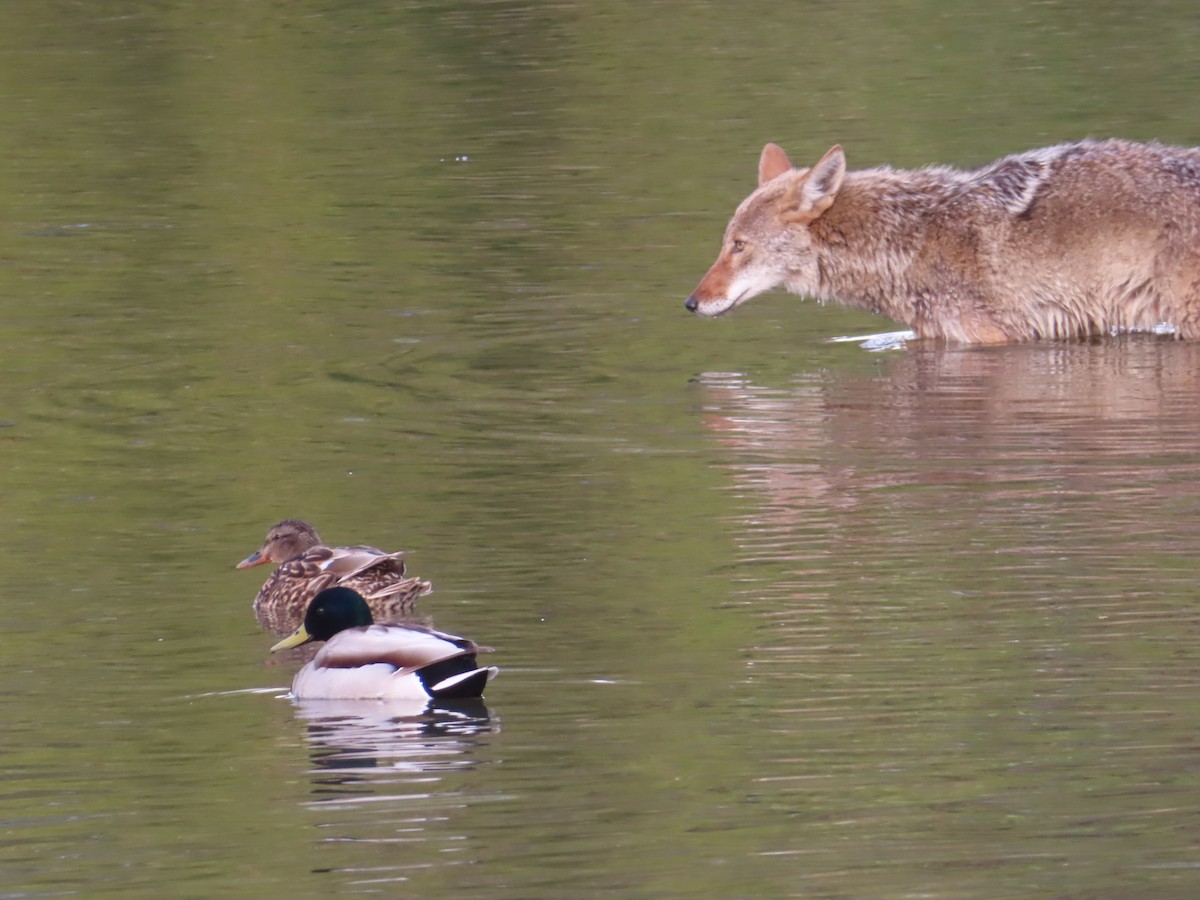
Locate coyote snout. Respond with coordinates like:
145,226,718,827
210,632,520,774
686,139,1200,342
687,143,844,320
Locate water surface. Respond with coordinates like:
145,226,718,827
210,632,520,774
2,2,1200,898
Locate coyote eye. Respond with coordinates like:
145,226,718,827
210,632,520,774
732,239,746,253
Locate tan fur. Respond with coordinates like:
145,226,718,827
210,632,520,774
686,140,1200,342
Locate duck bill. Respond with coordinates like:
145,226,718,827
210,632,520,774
270,624,313,653
236,549,270,570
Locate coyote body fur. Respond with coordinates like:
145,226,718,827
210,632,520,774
686,139,1200,342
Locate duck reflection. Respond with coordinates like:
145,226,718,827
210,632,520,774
293,697,498,783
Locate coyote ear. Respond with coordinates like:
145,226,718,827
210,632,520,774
783,145,846,223
758,143,793,185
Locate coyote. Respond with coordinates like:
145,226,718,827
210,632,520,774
685,140,1200,342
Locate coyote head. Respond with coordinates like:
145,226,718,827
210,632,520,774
685,143,846,317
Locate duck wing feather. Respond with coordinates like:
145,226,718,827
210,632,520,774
314,624,491,677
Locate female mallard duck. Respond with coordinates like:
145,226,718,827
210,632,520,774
271,587,498,700
236,519,431,634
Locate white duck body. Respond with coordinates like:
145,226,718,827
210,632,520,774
288,622,498,701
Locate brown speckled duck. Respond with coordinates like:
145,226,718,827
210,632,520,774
236,519,432,634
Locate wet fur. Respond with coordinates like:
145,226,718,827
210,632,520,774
687,139,1200,342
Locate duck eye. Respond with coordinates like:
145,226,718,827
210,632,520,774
732,239,746,253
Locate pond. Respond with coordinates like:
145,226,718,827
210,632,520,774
2,2,1200,898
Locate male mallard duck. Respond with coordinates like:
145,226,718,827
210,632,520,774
236,519,431,633
271,587,498,700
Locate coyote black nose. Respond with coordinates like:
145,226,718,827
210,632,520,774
684,296,698,313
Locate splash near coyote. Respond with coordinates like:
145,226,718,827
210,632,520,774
685,140,1200,342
